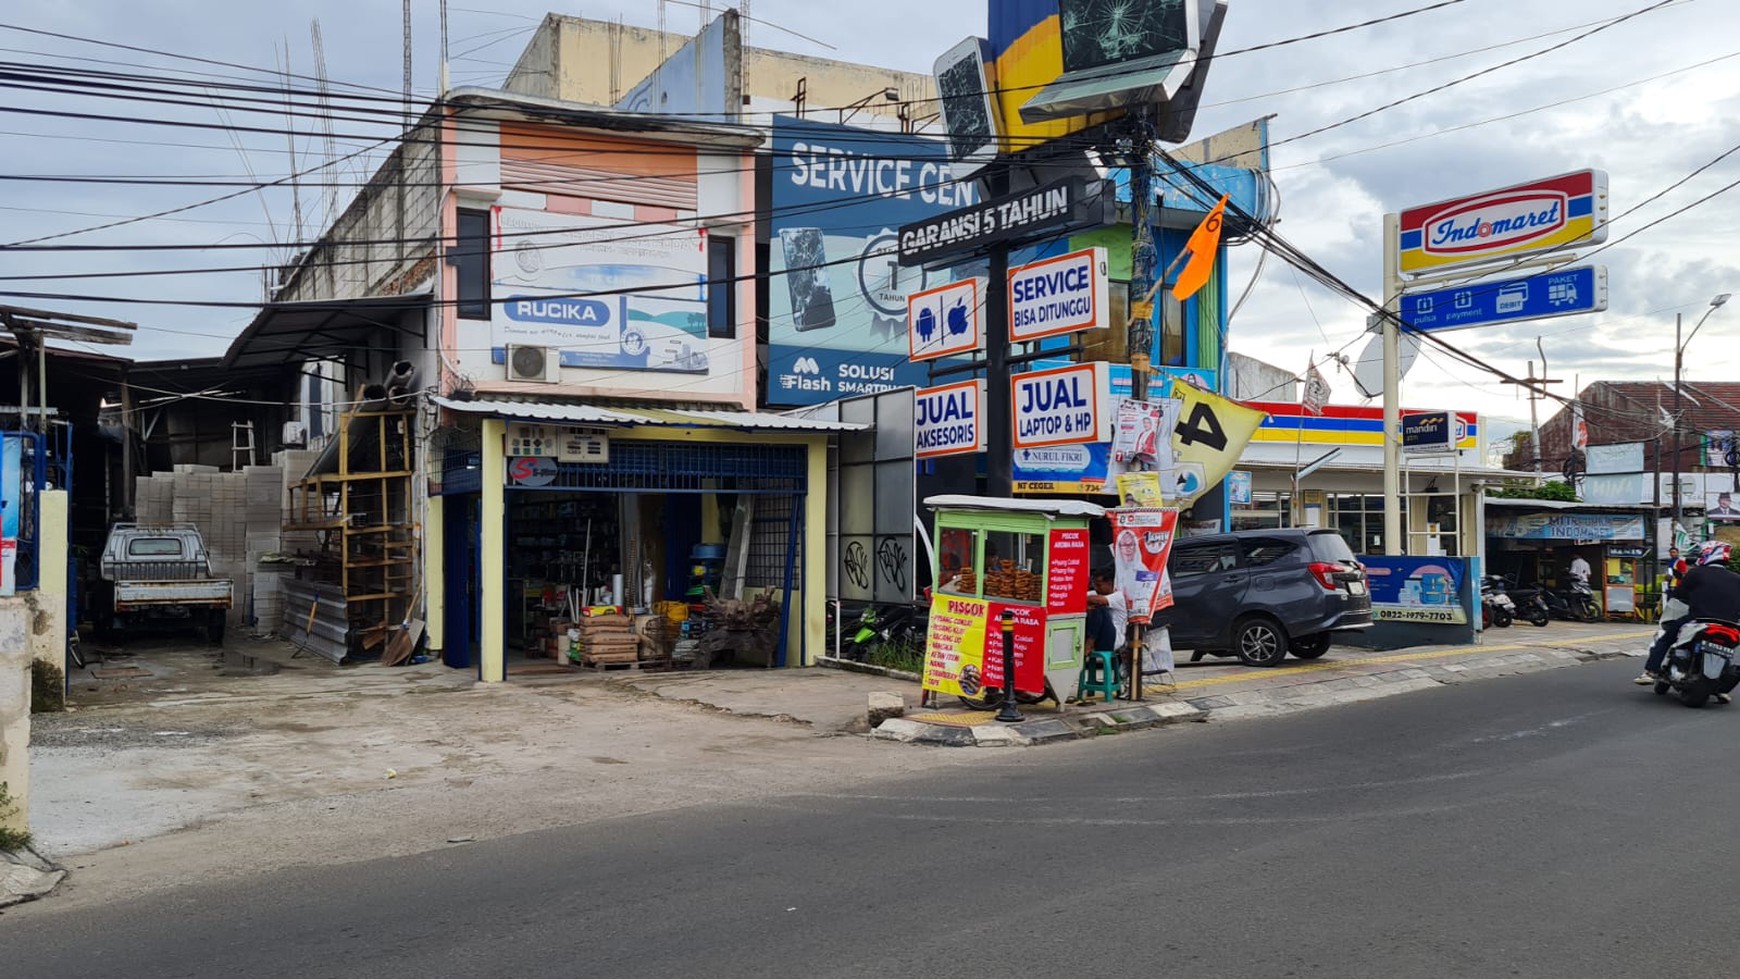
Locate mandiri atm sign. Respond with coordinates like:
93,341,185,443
1398,170,1608,275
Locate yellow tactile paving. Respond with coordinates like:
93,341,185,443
1166,630,1657,692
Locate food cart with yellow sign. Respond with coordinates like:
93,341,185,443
921,495,1103,703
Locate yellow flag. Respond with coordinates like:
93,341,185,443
1168,379,1268,504
1171,194,1229,302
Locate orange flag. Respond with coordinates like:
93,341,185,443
1171,194,1229,302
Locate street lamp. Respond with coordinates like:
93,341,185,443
839,86,900,124
1671,292,1732,523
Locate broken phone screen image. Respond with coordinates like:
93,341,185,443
779,227,837,332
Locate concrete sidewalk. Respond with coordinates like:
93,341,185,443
872,621,1656,746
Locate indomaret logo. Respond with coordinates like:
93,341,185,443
1423,192,1567,255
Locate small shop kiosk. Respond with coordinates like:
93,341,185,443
922,495,1103,700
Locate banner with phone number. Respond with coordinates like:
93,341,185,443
922,595,1047,697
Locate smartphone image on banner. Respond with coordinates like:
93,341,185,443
779,227,837,332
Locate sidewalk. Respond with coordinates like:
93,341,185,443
870,620,1655,746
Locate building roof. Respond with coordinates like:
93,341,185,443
432,395,868,433
222,293,431,371
444,88,765,148
1483,497,1657,513
924,495,1108,519
1524,379,1740,472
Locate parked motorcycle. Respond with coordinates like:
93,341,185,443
1537,581,1601,623
844,603,920,662
1479,575,1516,628
1652,618,1740,707
1504,580,1552,627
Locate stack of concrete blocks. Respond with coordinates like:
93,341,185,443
129,463,289,634
244,465,288,632
273,448,323,560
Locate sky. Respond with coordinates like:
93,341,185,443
2,0,1739,441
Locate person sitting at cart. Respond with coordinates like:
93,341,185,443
1086,567,1126,655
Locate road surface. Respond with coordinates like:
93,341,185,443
5,658,1731,978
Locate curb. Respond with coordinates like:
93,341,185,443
815,656,922,684
873,701,1208,747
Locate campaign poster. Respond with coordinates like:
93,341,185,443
768,117,980,404
1110,508,1180,623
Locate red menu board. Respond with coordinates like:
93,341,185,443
980,602,1048,695
1046,528,1091,614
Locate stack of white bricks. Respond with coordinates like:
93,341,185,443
129,462,289,633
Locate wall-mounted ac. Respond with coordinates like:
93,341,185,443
281,421,308,447
505,345,560,383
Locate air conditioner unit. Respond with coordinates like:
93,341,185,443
505,344,560,383
281,421,308,447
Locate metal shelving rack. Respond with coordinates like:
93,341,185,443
285,403,417,657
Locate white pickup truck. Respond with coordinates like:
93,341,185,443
97,524,234,644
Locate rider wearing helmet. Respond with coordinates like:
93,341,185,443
1637,540,1740,703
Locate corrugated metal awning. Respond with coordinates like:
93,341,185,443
431,396,869,433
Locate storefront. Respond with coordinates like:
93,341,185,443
427,399,860,682
1484,500,1657,615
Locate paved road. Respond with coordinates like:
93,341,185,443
6,658,1733,978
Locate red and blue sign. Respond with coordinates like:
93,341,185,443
1398,170,1607,275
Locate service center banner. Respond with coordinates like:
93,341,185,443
1008,246,1109,342
922,594,1046,697
914,380,986,459
768,117,979,405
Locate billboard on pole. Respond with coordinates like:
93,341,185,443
1397,170,1609,275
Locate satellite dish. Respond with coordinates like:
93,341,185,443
1350,331,1423,399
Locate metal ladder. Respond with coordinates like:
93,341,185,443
231,421,256,470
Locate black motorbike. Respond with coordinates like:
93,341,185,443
1543,580,1602,622
1652,618,1740,708
1503,578,1552,627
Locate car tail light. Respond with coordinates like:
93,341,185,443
1308,562,1342,591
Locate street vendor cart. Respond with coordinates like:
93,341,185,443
921,495,1103,704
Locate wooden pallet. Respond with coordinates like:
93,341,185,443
578,658,662,672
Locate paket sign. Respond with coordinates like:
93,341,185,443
1012,362,1110,449
1398,169,1608,275
1009,247,1109,343
914,380,987,459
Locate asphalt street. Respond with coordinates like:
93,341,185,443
6,657,1735,978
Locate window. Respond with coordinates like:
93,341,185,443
127,537,183,557
937,527,980,597
1240,538,1298,568
454,208,491,320
1170,541,1238,578
982,531,1046,604
708,235,736,339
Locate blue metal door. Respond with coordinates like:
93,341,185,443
443,493,480,670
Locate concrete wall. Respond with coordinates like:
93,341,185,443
503,13,931,127
0,597,31,838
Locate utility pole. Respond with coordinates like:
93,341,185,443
1500,354,1561,473
1381,215,1402,555
1673,311,1684,523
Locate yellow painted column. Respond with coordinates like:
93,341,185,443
32,490,68,665
801,437,826,667
480,419,506,682
423,494,445,654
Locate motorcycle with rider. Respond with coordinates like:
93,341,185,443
1636,540,1740,707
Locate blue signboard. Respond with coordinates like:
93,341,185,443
1400,266,1606,333
1360,556,1469,625
767,117,981,405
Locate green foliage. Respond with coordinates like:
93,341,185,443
867,635,925,676
1489,480,1577,502
30,658,65,713
0,781,28,851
